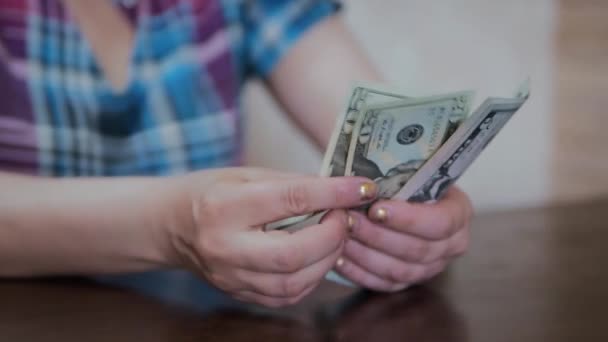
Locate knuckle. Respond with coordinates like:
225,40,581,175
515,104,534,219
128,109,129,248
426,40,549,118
263,298,287,309
394,211,415,232
338,258,353,276
346,240,367,262
433,213,455,239
324,213,348,241
424,242,446,263
455,205,471,233
463,194,475,219
389,283,411,293
389,265,412,283
197,235,224,264
281,183,313,215
410,266,428,283
453,234,470,256
362,223,383,246
208,271,223,285
445,213,458,237
461,233,471,253
436,262,447,275
286,294,306,306
464,207,474,226
197,234,213,254
274,303,290,308
279,275,305,298
443,228,470,258
207,271,236,292
408,241,431,262
425,261,447,280
272,246,303,273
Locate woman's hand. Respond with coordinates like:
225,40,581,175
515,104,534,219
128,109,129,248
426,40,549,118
334,186,473,291
167,168,378,307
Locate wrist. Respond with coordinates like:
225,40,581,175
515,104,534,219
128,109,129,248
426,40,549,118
156,173,200,270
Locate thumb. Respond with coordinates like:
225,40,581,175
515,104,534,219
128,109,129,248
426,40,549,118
236,176,377,226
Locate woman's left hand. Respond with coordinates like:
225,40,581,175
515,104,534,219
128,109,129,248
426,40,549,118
334,186,473,292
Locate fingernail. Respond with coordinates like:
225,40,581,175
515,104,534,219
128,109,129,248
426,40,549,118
359,182,377,201
371,207,389,222
336,257,345,268
347,214,356,233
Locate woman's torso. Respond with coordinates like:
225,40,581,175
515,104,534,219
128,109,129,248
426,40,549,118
0,0,245,176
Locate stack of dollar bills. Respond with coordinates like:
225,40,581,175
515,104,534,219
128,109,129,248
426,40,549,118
324,80,530,203
267,80,530,233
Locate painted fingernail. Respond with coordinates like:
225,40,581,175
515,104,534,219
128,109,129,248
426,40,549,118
359,182,377,201
336,257,345,268
372,207,389,222
347,215,356,233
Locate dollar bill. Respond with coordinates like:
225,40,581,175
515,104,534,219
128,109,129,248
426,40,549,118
266,81,529,235
320,85,410,178
393,90,530,202
344,91,474,199
267,85,410,231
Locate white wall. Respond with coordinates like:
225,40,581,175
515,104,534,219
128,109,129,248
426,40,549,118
244,0,557,212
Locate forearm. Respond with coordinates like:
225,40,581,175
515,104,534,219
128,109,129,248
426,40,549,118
0,172,180,277
269,16,384,148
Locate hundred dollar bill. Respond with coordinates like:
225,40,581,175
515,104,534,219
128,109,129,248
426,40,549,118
320,85,410,178
393,85,530,202
344,91,474,199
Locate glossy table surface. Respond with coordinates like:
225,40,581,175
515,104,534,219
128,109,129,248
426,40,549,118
2,198,608,342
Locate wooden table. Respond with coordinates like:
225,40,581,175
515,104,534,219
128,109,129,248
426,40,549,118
2,199,608,342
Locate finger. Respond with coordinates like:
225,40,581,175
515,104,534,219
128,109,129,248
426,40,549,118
342,239,438,285
226,210,349,273
368,186,473,241
348,212,447,264
421,259,448,282
234,241,343,298
444,223,470,258
234,282,318,308
333,256,403,292
237,176,378,225
350,211,469,263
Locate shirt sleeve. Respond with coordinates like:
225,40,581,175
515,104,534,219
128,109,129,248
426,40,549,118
241,0,342,78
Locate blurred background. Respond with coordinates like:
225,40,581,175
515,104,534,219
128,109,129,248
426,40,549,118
244,0,608,213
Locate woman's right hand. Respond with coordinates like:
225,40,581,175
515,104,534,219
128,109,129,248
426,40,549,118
165,168,377,308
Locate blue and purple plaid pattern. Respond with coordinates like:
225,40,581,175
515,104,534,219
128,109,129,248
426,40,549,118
0,0,339,176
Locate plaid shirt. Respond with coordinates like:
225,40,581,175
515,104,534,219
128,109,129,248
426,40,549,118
0,0,339,176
